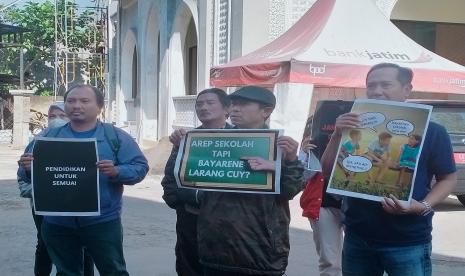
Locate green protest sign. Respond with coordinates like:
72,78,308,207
175,129,282,194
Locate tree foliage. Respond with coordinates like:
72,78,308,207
0,0,104,93
1,1,55,90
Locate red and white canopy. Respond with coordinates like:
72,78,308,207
210,0,465,94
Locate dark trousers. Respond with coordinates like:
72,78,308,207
32,210,94,276
32,210,53,276
41,218,127,276
176,207,202,276
203,267,258,276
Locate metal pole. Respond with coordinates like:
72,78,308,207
54,0,58,100
64,0,69,91
19,46,24,89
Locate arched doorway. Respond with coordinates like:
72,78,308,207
185,18,198,95
132,46,141,138
120,29,139,139
161,1,198,135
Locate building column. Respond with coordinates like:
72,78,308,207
12,96,31,149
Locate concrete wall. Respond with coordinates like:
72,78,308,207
241,0,271,56
166,1,198,139
139,6,159,141
118,0,139,127
30,96,64,114
197,0,214,90
12,96,30,149
229,0,271,59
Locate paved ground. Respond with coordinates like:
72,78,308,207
1,144,465,275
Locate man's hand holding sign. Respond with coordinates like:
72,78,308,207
96,160,119,178
32,137,100,216
16,85,148,275
18,153,34,171
320,64,457,275
241,136,299,172
325,99,433,215
186,86,304,275
174,129,284,194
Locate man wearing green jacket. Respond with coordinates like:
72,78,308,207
197,86,304,275
161,88,231,276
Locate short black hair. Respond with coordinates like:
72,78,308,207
366,63,413,85
197,88,230,108
64,84,104,108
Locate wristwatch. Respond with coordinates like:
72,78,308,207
420,200,433,216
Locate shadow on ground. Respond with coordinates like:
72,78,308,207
1,177,465,276
121,195,319,276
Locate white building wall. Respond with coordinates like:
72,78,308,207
167,1,198,135
139,2,161,142
197,0,214,90
156,0,171,139
110,0,464,144
110,0,317,143
112,0,201,143
118,0,138,131
107,1,118,123
240,0,270,56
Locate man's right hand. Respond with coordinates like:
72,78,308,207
169,129,187,147
334,113,361,135
241,156,276,171
18,153,34,172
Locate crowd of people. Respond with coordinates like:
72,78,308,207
16,62,457,276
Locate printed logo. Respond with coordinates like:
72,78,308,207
323,48,432,63
309,64,326,76
433,77,465,88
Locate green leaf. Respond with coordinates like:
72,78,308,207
2,0,105,93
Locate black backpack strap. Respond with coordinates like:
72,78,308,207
102,123,120,155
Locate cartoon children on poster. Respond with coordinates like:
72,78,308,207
327,99,432,202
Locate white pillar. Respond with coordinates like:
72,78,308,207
13,96,31,149
197,0,214,90
270,83,314,143
157,0,170,138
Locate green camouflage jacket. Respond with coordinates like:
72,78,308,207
197,159,304,275
161,146,199,209
161,123,233,210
